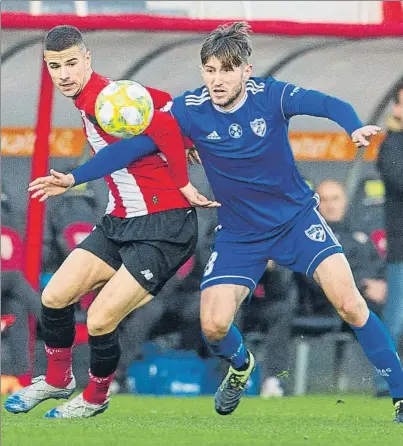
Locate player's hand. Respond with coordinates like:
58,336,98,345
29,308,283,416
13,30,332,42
28,169,75,202
186,147,202,165
179,182,221,208
351,125,381,148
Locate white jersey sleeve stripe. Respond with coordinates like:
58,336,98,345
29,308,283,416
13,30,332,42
280,83,291,120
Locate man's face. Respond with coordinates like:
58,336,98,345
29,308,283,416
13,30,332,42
201,56,252,109
318,181,347,223
392,89,403,123
44,45,91,98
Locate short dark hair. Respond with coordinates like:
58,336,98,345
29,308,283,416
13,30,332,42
44,25,85,52
393,82,403,104
201,21,252,70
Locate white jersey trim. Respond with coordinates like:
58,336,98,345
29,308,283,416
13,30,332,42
80,110,148,217
201,275,257,289
109,169,148,217
280,83,291,120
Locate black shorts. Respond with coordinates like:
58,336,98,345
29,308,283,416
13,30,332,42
77,207,198,295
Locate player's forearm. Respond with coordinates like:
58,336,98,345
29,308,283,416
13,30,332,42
295,90,363,135
145,110,189,189
71,136,157,186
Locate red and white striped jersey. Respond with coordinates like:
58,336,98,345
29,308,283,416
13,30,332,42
73,72,190,218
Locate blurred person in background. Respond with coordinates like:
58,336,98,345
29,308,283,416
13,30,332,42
1,272,41,387
241,261,296,398
376,83,403,397
1,184,41,389
296,180,387,318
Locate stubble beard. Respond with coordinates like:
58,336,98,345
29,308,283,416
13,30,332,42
216,83,244,110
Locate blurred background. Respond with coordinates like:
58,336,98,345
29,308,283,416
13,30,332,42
1,1,403,399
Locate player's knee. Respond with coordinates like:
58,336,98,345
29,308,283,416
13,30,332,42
201,315,231,342
87,308,117,336
41,287,69,309
335,293,369,326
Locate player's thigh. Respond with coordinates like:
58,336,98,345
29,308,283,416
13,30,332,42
313,252,368,324
87,264,152,335
43,225,122,308
42,248,117,308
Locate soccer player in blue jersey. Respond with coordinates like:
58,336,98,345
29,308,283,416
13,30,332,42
28,22,403,422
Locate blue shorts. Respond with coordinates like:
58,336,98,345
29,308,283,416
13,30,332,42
200,195,343,293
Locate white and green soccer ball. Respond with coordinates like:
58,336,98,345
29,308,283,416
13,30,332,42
95,80,154,138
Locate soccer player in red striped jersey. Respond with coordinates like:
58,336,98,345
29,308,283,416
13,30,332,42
4,25,218,419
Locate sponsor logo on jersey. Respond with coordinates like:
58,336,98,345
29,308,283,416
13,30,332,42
304,224,326,242
206,131,221,140
229,123,243,138
250,118,267,137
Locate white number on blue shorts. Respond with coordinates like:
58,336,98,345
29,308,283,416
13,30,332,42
204,251,218,276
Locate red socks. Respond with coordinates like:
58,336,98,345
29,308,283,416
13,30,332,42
83,371,115,405
44,342,115,405
45,346,73,388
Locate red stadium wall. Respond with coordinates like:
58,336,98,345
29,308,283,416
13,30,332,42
2,10,403,36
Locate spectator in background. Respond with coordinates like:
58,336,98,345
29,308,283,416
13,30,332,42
295,180,387,318
1,186,41,387
376,83,403,397
241,261,297,398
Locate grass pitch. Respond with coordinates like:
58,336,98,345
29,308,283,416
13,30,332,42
2,394,402,446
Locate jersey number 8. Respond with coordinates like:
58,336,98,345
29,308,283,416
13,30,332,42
204,251,218,276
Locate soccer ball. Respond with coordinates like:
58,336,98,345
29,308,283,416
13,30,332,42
95,80,154,138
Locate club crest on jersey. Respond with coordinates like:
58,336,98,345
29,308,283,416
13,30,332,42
305,224,326,242
250,118,266,137
229,123,243,138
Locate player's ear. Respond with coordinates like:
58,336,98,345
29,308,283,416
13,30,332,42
85,50,92,67
242,64,252,82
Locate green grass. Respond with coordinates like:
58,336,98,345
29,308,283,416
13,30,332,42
2,394,402,446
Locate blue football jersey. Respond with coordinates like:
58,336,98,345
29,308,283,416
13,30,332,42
170,77,316,238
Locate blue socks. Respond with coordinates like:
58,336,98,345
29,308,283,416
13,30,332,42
203,324,248,369
351,311,403,399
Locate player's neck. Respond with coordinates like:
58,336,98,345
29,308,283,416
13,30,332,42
214,90,247,114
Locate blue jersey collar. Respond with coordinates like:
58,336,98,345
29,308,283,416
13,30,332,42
212,91,248,114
